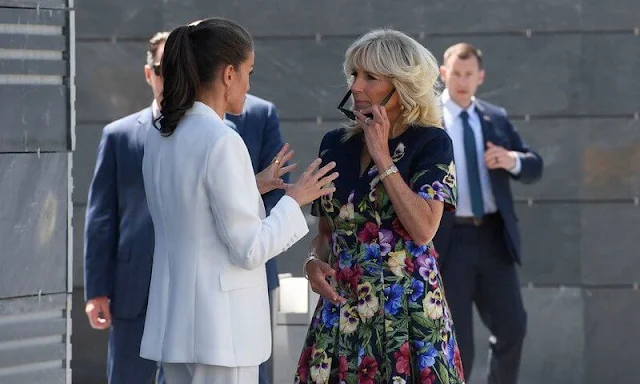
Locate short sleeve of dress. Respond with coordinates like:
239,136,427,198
409,128,457,212
310,131,334,217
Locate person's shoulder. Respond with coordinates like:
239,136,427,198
409,125,453,151
103,108,150,136
243,94,276,115
321,127,352,147
474,98,509,118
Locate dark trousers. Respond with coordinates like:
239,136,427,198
108,316,162,384
441,215,526,384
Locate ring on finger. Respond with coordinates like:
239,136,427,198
273,158,280,165
364,117,372,125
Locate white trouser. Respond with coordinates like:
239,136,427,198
162,363,259,384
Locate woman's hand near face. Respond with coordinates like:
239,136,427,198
286,159,339,206
355,105,392,164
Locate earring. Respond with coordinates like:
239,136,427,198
400,105,405,111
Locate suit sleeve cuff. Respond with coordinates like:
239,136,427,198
276,195,310,241
508,152,522,176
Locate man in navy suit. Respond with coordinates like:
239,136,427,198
434,43,543,384
84,31,169,384
84,30,288,384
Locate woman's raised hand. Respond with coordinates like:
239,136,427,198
286,158,338,206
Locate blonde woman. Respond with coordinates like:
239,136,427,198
295,29,465,384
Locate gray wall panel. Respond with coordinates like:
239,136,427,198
0,35,67,50
582,0,640,30
0,342,66,369
0,0,66,8
469,288,585,384
581,205,640,285
0,370,66,384
75,42,150,123
512,118,640,200
516,204,581,285
0,8,66,24
519,288,584,384
0,293,68,383
75,0,162,39
583,35,640,115
256,35,580,119
0,153,67,299
72,124,103,204
162,0,580,37
0,86,69,152
580,118,640,199
425,35,582,116
0,60,68,76
0,34,67,51
72,206,85,288
0,292,66,315
76,35,582,122
584,289,640,383
0,316,66,342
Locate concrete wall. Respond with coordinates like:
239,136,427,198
70,1,640,383
0,0,74,383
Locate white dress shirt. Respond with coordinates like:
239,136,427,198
441,89,520,217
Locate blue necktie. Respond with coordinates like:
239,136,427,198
460,111,484,218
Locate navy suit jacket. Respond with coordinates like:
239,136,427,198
225,94,287,292
433,99,543,265
84,107,155,319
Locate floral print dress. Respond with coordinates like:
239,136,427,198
294,126,465,384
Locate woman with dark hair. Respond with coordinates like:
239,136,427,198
139,18,338,384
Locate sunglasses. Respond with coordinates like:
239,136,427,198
337,88,396,120
151,63,162,76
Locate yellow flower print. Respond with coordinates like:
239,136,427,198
423,288,444,320
310,349,331,384
443,161,456,188
320,182,335,213
388,250,407,277
339,304,359,335
357,282,379,320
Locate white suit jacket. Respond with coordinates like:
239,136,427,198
139,102,309,366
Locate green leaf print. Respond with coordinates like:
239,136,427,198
388,335,407,351
438,361,451,384
410,312,437,330
358,198,368,212
410,170,428,185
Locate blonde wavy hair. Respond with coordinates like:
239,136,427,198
342,29,443,137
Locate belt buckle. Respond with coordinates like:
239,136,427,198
473,217,483,226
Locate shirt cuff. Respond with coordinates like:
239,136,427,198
508,152,522,176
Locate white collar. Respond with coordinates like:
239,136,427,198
185,101,223,122
441,88,476,117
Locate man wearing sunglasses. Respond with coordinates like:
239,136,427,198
84,30,290,384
